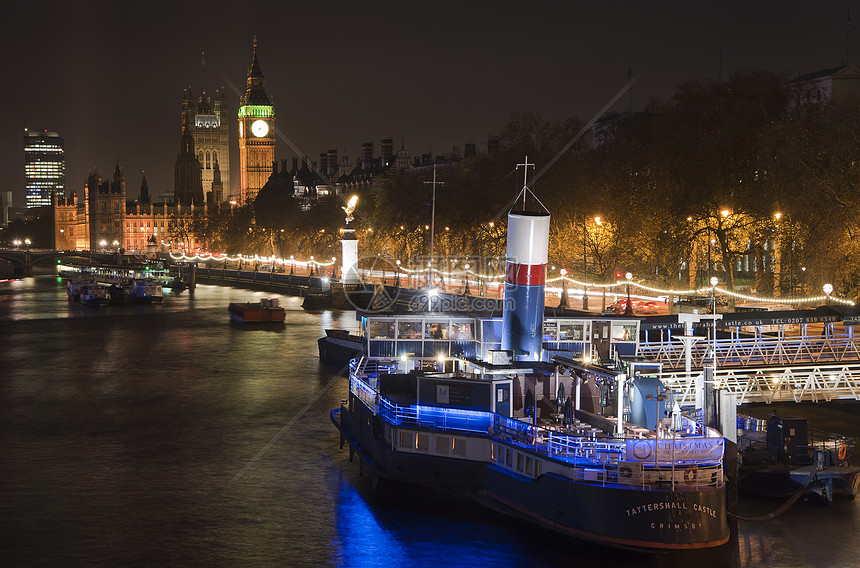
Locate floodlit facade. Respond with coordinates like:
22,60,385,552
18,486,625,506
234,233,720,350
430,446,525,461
238,38,275,204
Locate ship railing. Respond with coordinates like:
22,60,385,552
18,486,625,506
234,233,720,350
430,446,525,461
491,414,725,489
378,399,493,433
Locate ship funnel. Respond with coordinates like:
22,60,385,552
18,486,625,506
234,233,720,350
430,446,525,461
501,211,550,361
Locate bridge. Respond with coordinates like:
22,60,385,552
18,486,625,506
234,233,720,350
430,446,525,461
0,249,121,277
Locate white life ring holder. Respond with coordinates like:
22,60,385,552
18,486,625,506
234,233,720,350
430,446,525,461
684,466,698,485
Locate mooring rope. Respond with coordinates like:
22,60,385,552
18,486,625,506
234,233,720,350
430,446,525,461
731,466,821,522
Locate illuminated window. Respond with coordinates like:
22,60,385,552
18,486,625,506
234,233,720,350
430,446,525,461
368,321,395,339
416,434,429,451
452,438,467,457
559,322,585,341
397,320,422,339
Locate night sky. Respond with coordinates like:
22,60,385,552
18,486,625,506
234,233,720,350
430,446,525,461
1,1,856,206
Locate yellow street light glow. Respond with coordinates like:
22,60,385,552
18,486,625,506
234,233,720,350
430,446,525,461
721,209,730,218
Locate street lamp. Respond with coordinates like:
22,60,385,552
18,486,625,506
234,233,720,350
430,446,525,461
559,268,568,308
824,283,833,305
624,272,633,316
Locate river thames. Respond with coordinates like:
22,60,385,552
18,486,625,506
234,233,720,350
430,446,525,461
2,273,858,567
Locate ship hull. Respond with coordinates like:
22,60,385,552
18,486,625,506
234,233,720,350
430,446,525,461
333,402,729,551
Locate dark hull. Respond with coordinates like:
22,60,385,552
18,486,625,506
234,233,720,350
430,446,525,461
318,335,363,363
333,402,730,551
740,465,860,500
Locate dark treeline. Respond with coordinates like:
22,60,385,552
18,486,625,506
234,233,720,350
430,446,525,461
199,69,860,300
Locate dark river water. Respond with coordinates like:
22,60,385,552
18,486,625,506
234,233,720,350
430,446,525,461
2,273,859,567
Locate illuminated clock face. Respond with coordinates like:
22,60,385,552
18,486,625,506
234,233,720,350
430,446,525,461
239,122,243,137
251,119,269,137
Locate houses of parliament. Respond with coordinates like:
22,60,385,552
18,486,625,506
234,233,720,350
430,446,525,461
50,38,468,255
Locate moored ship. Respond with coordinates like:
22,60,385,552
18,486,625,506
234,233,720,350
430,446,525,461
332,203,731,551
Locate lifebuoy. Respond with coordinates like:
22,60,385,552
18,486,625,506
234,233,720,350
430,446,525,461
838,444,848,462
619,466,633,478
684,466,698,485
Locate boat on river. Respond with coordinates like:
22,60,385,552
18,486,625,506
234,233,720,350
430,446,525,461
318,329,364,363
737,414,860,502
79,284,111,307
332,208,729,551
228,298,285,323
332,347,729,550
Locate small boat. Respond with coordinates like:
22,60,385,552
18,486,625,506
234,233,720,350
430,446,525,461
318,329,364,363
79,284,111,307
228,298,285,323
130,278,163,304
163,277,186,292
738,414,860,502
67,276,95,301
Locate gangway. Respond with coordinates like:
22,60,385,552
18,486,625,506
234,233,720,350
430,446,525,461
661,363,860,405
639,333,860,369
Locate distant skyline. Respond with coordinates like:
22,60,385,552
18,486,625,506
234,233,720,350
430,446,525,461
1,1,857,207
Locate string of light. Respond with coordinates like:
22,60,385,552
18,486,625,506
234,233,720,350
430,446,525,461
168,252,853,305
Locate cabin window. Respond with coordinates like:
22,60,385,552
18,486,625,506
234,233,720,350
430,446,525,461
505,449,513,467
397,320,422,339
542,321,557,340
436,436,450,455
452,438,467,457
525,456,533,475
416,434,429,451
494,444,501,462
368,321,395,339
612,324,637,341
516,453,524,472
496,387,509,403
559,322,585,341
425,321,449,340
399,431,414,449
451,321,474,340
534,460,541,477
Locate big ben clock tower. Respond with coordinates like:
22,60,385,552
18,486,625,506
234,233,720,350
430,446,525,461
238,37,274,204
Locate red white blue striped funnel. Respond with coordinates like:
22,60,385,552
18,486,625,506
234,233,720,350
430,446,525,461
501,211,550,361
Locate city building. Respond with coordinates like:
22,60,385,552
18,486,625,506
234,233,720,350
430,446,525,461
24,129,65,208
174,116,205,206
54,166,201,254
1,190,12,226
238,38,275,204
790,64,860,109
181,86,230,204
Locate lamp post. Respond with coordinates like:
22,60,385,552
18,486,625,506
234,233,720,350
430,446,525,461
823,283,833,305
624,272,633,316
559,268,568,308
463,263,470,295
